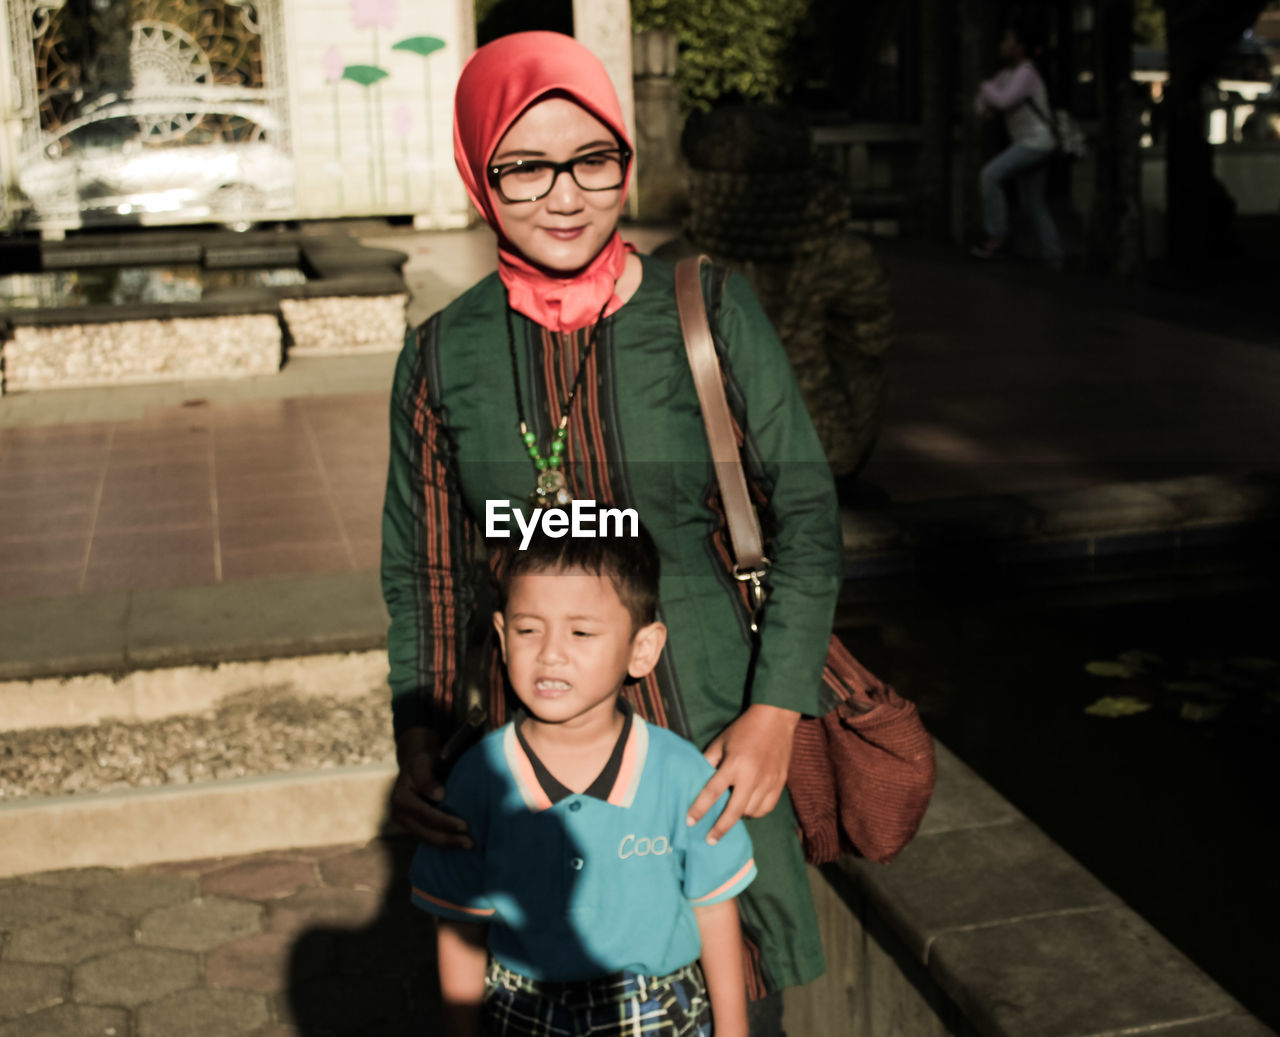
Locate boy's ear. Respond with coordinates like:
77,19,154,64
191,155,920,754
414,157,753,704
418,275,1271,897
493,611,508,661
627,621,667,680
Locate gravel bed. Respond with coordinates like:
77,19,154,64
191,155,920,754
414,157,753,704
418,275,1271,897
0,686,394,802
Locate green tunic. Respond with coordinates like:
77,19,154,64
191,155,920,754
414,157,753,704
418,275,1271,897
381,254,841,993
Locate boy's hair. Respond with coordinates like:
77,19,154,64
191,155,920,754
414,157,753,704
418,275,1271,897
497,524,660,630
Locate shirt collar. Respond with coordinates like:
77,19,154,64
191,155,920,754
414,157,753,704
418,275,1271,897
503,700,649,812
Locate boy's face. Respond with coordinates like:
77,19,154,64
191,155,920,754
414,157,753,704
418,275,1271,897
494,566,665,729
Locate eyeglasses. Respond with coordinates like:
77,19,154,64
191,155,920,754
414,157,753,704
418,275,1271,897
487,147,631,204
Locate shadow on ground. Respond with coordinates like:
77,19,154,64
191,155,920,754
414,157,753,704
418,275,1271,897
285,834,441,1036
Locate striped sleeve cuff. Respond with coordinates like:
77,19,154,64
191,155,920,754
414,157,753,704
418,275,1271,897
411,886,496,922
688,858,757,907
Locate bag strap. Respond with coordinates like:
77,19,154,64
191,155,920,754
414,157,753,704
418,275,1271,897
1022,95,1063,148
674,255,769,627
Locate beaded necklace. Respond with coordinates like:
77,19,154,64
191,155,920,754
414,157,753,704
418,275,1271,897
504,294,612,509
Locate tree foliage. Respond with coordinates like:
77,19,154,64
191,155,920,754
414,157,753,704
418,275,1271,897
632,0,809,110
474,0,503,25
1134,0,1166,45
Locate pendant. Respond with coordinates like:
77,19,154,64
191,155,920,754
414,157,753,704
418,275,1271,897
531,468,574,509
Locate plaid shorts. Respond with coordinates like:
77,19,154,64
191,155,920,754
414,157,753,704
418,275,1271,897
483,959,713,1036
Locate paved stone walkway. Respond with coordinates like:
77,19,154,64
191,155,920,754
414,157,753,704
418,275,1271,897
0,393,388,602
0,837,437,1037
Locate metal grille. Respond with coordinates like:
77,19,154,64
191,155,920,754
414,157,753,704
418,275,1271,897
9,0,293,228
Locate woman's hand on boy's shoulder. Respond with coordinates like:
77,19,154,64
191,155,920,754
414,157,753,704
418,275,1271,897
685,704,800,845
391,731,474,849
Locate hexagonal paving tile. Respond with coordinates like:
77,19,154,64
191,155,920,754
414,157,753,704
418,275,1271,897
77,876,196,920
0,962,66,1022
318,842,393,894
73,946,198,1008
0,1003,127,1037
204,933,294,994
21,870,118,890
138,897,262,953
0,885,77,929
137,988,268,1037
267,888,381,937
279,843,363,863
4,915,131,966
199,859,317,902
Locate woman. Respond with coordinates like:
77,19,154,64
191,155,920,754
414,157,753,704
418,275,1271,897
971,23,1064,269
381,31,841,1035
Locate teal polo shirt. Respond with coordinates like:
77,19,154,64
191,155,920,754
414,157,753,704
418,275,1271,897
410,711,757,982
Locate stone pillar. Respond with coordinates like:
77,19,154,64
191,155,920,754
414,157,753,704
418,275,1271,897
631,29,685,222
916,0,953,241
573,0,636,216
0,2,19,233
954,0,994,243
572,0,635,145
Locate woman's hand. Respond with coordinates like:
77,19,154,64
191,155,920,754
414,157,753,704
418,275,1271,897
686,704,800,844
390,729,473,849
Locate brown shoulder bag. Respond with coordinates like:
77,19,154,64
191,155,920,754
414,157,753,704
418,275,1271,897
674,254,936,864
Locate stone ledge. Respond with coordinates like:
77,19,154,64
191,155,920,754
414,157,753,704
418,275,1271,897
281,293,407,356
928,909,1241,1037
0,765,396,878
830,744,1271,1037
0,651,389,734
841,471,1280,574
0,232,407,393
0,571,387,683
4,313,282,391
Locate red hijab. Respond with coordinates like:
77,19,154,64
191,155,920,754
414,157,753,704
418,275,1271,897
453,31,634,332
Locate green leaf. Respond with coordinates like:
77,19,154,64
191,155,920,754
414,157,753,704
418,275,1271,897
1085,661,1136,679
392,36,446,57
1179,700,1224,722
1084,696,1152,717
342,65,389,87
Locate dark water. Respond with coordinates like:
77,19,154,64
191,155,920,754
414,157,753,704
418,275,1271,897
838,568,1280,1027
0,265,306,309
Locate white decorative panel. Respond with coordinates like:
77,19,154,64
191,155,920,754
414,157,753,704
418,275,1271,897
281,0,474,224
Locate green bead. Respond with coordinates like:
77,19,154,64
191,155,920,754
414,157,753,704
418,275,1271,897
535,457,549,470
522,431,536,445
550,440,564,455
554,427,568,440
549,458,562,469
526,446,539,459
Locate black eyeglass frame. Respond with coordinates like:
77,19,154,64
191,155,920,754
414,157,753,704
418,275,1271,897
487,147,633,204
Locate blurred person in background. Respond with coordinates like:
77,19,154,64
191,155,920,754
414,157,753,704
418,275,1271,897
971,23,1065,270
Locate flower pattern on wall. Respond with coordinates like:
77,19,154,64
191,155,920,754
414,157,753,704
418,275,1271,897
318,6,447,211
351,0,398,31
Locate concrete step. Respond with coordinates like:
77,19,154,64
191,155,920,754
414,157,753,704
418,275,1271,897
0,764,395,879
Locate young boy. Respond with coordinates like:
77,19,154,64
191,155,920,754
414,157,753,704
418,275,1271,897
410,527,755,1037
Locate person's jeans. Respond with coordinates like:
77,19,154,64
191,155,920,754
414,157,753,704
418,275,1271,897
979,142,1063,265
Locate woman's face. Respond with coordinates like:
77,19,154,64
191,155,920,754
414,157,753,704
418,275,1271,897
489,98,626,274
999,29,1023,64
